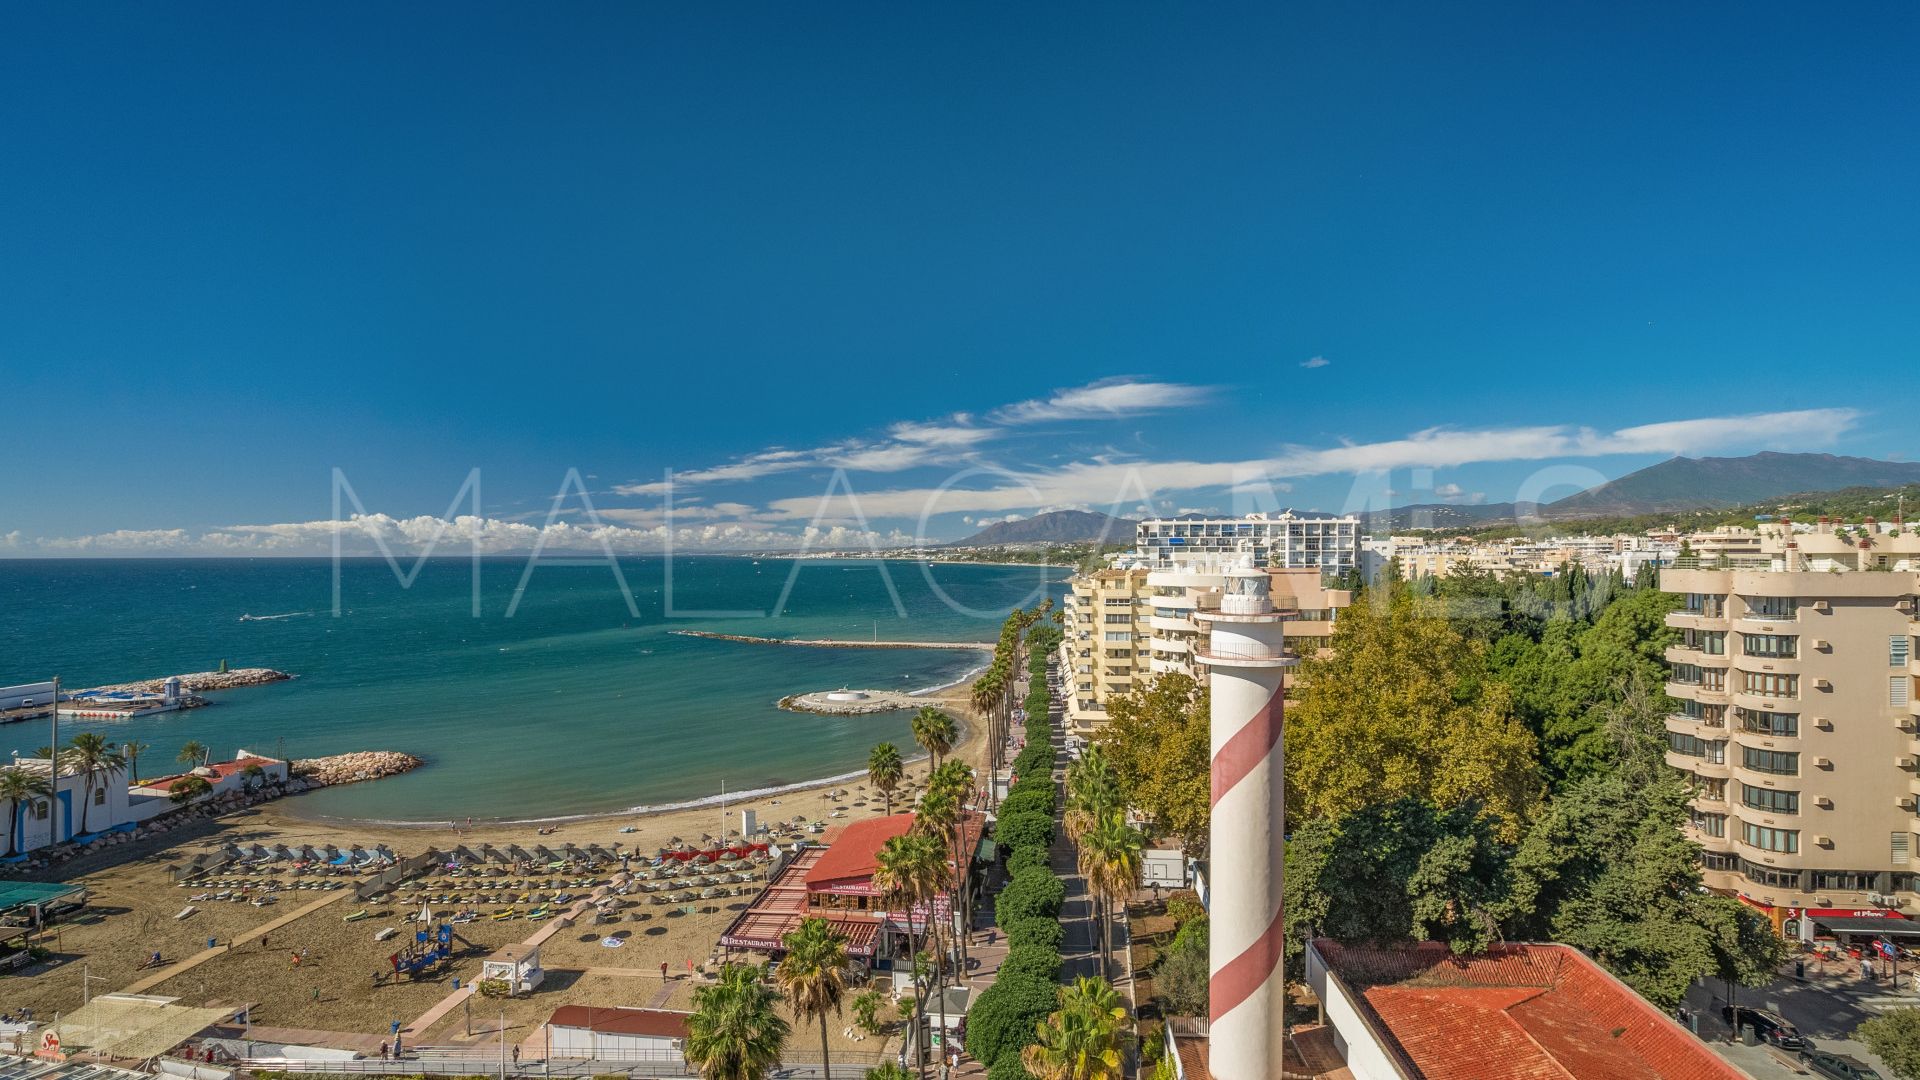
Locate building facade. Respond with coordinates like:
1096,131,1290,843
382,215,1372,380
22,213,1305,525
1663,518,1920,927
1136,512,1360,574
1059,566,1154,735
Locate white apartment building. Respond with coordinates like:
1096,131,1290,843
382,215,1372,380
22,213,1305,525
1663,517,1920,932
1135,512,1360,575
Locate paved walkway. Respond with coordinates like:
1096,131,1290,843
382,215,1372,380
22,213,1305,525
121,888,352,994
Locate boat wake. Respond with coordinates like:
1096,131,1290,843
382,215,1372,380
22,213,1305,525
239,611,315,622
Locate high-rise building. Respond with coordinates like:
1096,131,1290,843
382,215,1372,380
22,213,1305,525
1663,518,1920,933
1135,512,1360,574
1058,566,1153,736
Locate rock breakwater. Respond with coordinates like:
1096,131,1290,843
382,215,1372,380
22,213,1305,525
87,668,293,694
293,750,424,787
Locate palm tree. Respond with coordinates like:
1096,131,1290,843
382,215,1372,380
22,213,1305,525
777,916,851,1080
124,740,151,784
64,733,126,834
0,767,53,857
910,708,956,771
1077,810,1145,979
868,743,904,816
1063,748,1120,844
178,740,209,769
873,831,945,1080
1021,977,1132,1080
684,962,790,1080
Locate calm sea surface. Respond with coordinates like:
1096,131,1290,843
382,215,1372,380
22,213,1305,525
0,557,1067,821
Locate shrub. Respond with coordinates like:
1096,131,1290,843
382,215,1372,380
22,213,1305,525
996,865,1066,924
1156,916,1209,1017
851,988,886,1035
1165,891,1205,929
987,1050,1036,1080
995,812,1055,858
1006,845,1049,877
998,941,1062,982
964,971,1058,1068
1000,915,1064,952
998,787,1053,820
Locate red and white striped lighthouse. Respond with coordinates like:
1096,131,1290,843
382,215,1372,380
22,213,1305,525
1193,555,1294,1079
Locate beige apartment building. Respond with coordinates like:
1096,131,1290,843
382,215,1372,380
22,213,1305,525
1664,518,1920,934
1060,560,1349,736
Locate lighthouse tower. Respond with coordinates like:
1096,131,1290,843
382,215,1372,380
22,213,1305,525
1193,552,1294,1079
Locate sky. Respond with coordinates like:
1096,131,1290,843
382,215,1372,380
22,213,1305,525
2,2,1916,554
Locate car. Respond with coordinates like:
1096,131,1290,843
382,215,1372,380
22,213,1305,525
1720,1005,1806,1049
1801,1049,1883,1080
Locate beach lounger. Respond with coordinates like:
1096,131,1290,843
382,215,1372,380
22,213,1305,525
491,908,518,920
374,927,399,942
344,909,371,922
174,906,197,920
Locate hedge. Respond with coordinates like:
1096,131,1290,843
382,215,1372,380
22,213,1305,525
996,865,1067,924
1000,915,1065,952
999,941,1062,982
998,787,1053,821
988,1050,1036,1080
1005,844,1049,877
994,812,1055,858
964,971,1059,1068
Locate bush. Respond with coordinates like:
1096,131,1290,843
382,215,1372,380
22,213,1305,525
1000,915,1064,952
964,971,1058,1068
998,787,1053,820
987,1050,1036,1080
1165,891,1205,929
994,813,1055,861
996,865,1066,924
998,941,1062,982
1006,845,1049,877
1156,916,1209,1017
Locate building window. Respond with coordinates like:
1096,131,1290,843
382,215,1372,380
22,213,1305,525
1681,700,1727,726
31,800,49,821
1746,596,1798,620
1897,832,1912,868
1896,677,1912,710
93,786,106,805
1688,629,1728,654
1672,663,1702,685
1687,594,1727,617
1815,871,1876,892
1893,635,1911,668
1740,859,1799,887
1741,747,1799,775
1742,823,1799,853
1700,667,1726,691
1694,777,1727,802
1103,632,1129,643
1741,671,1798,698
1741,785,1799,814
1738,710,1798,737
1701,851,1738,873
1690,810,1727,837
1741,634,1797,659
1668,731,1726,763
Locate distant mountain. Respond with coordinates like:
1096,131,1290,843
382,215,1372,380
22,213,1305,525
1547,453,1920,516
950,510,1138,547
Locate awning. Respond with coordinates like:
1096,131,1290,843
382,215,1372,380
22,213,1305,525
1812,916,1920,937
976,838,998,862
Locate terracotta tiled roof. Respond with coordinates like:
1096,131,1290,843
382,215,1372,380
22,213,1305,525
804,814,916,888
1316,941,1743,1080
546,1006,689,1040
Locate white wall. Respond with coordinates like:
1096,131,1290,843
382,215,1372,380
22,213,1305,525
1305,943,1415,1080
547,1027,679,1057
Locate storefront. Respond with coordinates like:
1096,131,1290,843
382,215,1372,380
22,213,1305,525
1788,907,1920,946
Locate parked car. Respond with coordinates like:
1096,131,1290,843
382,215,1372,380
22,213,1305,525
1720,1005,1806,1049
1801,1049,1883,1080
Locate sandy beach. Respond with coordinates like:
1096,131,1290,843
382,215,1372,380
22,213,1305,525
8,680,986,1059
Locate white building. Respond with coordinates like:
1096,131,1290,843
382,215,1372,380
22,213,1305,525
542,1006,689,1058
1135,512,1360,575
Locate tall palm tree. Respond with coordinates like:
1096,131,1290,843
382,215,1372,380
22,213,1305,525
1077,811,1145,979
873,831,945,1080
777,917,850,1080
684,962,790,1080
64,733,126,834
923,760,975,969
867,743,904,816
1063,748,1120,844
1021,977,1132,1080
178,740,209,769
0,767,53,857
911,708,956,771
123,740,151,784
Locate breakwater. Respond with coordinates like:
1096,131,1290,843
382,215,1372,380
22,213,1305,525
84,668,293,694
671,630,990,650
294,750,424,787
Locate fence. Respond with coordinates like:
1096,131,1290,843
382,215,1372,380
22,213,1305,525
237,1049,890,1079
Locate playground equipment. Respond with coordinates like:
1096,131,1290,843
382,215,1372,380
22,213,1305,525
384,923,472,981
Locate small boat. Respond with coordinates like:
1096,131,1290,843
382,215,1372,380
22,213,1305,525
343,909,370,922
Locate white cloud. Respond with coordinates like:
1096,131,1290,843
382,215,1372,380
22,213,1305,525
990,378,1215,424
1300,356,1330,369
1434,483,1464,498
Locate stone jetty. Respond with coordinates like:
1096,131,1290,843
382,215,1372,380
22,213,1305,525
85,668,293,694
781,688,942,715
292,750,424,787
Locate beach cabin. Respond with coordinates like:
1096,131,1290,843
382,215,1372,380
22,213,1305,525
542,1006,690,1058
481,943,545,995
4,754,135,856
129,752,290,809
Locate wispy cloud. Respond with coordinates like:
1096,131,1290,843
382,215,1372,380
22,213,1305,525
1300,356,1330,369
991,378,1215,424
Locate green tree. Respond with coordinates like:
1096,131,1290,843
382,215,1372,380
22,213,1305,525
1096,673,1211,854
1285,591,1544,840
912,708,957,770
0,766,53,857
1077,810,1144,978
874,831,945,1079
850,989,886,1037
868,743,904,816
864,1064,914,1080
123,740,152,784
1153,916,1208,1017
1063,747,1120,845
684,962,790,1080
64,732,126,833
776,917,851,1080
178,740,209,769
1857,1008,1920,1080
1021,977,1132,1080
964,972,1060,1072
168,775,212,806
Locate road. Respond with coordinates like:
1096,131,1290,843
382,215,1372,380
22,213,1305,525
1685,963,1907,1078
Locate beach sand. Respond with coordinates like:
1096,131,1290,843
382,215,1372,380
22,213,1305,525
9,682,984,1060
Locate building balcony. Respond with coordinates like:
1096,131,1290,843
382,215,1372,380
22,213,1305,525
1148,614,1197,634
1665,610,1729,631
1666,713,1725,734
1193,645,1299,670
1731,690,1799,713
1148,636,1188,654
1666,750,1729,779
1668,683,1731,705
1733,654,1804,676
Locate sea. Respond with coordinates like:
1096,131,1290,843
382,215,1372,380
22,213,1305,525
0,556,1069,823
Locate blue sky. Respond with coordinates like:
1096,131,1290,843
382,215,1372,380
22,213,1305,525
2,3,1916,553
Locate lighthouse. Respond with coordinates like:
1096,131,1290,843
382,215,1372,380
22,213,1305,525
1193,552,1294,1078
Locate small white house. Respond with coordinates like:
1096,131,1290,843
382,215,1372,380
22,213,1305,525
481,943,545,995
1141,845,1190,889
543,1006,689,1057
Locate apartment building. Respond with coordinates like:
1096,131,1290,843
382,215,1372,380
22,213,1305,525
1059,566,1154,735
1135,512,1360,574
1663,518,1920,932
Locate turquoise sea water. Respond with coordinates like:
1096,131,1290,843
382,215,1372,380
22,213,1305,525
0,557,1066,822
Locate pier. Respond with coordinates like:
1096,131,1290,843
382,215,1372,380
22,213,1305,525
670,630,991,650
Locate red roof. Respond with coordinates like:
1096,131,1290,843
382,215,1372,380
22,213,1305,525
546,1006,690,1040
1315,941,1743,1080
136,755,282,791
804,814,916,890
